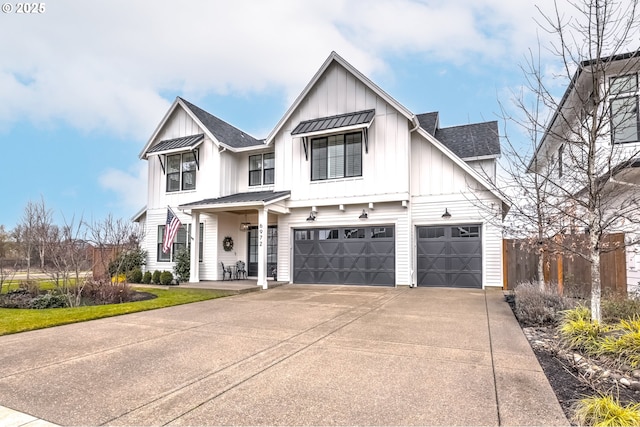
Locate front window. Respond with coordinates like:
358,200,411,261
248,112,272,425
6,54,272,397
166,151,198,192
157,223,203,262
610,74,640,144
249,153,275,186
311,132,362,181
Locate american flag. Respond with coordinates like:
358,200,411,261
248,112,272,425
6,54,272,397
162,207,182,254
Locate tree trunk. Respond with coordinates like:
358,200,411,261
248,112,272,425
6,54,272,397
537,247,545,291
589,232,602,322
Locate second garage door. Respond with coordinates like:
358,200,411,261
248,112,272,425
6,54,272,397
416,225,482,288
293,226,395,286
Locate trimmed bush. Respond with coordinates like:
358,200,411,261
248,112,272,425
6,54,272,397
152,270,161,284
513,281,574,326
29,292,68,309
107,248,147,278
159,271,173,286
127,268,143,284
142,271,152,284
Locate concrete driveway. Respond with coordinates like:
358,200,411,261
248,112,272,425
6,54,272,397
0,285,568,426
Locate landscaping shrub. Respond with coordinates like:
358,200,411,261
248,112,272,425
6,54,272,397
152,270,161,284
573,394,640,426
560,306,606,353
81,279,133,304
173,248,190,283
29,292,68,309
0,288,35,308
159,271,174,286
513,281,574,326
142,271,152,284
602,297,640,323
111,274,127,284
107,248,147,278
127,268,143,284
19,280,40,297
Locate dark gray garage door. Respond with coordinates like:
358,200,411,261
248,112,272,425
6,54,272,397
416,225,482,288
293,226,395,286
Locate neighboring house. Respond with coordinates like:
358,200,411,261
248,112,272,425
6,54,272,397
528,52,640,294
135,52,508,289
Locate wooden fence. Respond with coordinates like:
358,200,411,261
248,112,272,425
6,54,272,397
503,233,627,297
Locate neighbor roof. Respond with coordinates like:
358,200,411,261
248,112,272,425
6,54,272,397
291,110,375,136
179,97,264,149
417,113,500,159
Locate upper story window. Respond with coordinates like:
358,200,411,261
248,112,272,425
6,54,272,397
167,151,197,192
311,132,362,181
249,153,274,186
610,74,640,144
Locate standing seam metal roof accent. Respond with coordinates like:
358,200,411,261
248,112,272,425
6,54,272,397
291,109,375,135
147,134,205,154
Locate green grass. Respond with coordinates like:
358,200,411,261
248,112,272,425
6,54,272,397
0,287,230,336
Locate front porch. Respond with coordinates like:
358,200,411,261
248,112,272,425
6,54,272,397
137,279,288,295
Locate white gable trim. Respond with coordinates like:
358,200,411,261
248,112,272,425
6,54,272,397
265,51,415,145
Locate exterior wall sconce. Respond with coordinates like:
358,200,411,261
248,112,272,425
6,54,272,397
306,211,317,221
359,209,368,219
442,208,451,219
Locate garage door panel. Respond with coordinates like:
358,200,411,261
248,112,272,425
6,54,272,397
417,225,482,289
293,226,395,286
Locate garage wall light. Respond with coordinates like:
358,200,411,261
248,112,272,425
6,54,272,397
359,209,368,219
306,211,317,221
442,208,451,219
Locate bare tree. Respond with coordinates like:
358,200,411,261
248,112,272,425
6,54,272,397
496,0,640,321
0,225,17,293
16,198,54,277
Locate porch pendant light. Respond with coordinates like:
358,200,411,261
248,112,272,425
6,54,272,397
240,214,251,231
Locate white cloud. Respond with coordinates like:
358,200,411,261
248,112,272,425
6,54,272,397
98,163,147,214
0,0,566,141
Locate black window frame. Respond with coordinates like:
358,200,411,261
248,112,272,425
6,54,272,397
248,152,275,186
311,131,362,181
166,150,198,192
610,74,640,144
157,223,204,262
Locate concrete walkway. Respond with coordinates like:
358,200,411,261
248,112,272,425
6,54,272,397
0,286,568,426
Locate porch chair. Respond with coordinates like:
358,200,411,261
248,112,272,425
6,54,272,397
236,261,247,280
221,262,233,281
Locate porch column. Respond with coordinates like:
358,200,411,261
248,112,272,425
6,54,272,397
189,210,200,283
257,207,269,289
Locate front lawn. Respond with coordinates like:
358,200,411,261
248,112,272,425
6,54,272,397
0,287,229,336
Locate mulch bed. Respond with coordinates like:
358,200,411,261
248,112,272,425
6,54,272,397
506,295,640,425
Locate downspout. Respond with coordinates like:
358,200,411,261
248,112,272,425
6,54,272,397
408,116,420,287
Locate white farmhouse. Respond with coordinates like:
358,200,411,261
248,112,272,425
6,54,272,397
135,52,508,289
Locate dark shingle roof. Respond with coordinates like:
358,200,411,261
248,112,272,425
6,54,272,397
291,110,375,135
416,112,439,135
435,121,500,158
417,112,500,159
180,190,291,208
147,134,204,154
179,97,264,149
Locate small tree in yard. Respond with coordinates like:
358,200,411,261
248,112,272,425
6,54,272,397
0,225,18,293
173,248,190,283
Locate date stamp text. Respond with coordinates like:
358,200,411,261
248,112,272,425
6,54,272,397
2,3,46,13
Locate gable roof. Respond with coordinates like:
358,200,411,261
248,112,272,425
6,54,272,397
265,51,418,145
416,112,439,135
179,98,264,149
139,97,264,158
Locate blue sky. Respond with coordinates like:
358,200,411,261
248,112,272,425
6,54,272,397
0,0,570,228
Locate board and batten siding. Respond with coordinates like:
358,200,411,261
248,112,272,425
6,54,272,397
272,61,410,202
276,203,411,285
